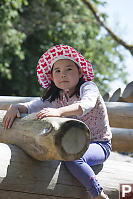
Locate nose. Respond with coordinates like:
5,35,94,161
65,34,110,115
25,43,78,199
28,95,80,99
61,71,66,77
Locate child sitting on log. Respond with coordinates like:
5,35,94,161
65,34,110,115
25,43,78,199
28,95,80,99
3,44,111,199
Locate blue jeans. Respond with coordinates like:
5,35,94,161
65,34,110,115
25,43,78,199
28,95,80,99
64,141,111,198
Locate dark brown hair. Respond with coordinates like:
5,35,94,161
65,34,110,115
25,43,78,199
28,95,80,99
41,63,85,102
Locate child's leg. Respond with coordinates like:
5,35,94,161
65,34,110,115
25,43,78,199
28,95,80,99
64,142,110,198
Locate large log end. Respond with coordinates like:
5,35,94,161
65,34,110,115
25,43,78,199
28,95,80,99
0,111,90,161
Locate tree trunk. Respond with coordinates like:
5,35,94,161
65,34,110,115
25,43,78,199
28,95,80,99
0,110,90,161
82,0,133,56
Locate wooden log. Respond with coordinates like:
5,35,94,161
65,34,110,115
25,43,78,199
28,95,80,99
1,113,133,155
0,96,39,110
1,97,133,128
1,97,133,134
109,88,121,102
106,102,133,129
111,127,133,152
0,110,90,161
0,143,133,199
119,81,133,103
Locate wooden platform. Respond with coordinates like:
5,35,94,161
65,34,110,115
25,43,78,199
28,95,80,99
0,144,133,199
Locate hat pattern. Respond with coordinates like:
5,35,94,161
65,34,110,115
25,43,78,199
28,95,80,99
37,44,94,88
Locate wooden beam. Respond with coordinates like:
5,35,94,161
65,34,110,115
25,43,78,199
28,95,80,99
1,97,133,129
0,96,39,110
0,144,133,199
0,110,90,161
111,127,133,152
106,102,133,129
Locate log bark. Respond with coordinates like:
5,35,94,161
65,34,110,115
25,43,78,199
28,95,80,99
106,102,133,129
111,127,133,152
0,110,90,161
0,143,133,199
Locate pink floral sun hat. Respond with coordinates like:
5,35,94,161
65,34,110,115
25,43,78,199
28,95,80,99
37,44,94,88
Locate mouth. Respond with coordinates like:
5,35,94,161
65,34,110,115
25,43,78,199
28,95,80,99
60,81,69,83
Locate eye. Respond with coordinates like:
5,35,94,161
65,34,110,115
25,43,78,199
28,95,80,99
55,69,60,73
67,67,72,71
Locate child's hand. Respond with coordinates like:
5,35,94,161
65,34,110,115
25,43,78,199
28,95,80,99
2,104,20,129
36,108,61,119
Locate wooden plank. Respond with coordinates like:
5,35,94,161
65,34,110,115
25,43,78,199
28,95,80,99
0,144,133,199
0,189,75,199
0,144,88,199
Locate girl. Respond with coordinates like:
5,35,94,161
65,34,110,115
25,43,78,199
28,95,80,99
3,44,111,199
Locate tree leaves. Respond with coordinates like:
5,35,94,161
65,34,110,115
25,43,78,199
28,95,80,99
0,0,127,96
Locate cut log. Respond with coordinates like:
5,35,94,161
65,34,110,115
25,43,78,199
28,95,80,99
106,102,133,129
0,96,39,110
119,81,133,103
109,88,121,102
1,97,133,129
0,143,133,199
111,127,133,152
0,110,90,161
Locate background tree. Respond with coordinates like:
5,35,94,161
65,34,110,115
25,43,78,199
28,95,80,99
83,0,133,56
0,0,128,96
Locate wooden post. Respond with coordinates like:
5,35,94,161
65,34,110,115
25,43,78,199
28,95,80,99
109,88,121,102
103,93,110,102
0,110,90,161
119,81,133,103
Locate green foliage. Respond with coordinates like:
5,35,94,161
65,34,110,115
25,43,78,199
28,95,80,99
0,0,127,96
0,0,27,78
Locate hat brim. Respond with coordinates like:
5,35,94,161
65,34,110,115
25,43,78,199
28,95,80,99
37,45,94,88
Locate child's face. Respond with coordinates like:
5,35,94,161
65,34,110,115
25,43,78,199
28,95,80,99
51,59,82,94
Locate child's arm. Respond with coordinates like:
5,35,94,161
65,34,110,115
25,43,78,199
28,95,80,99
2,104,28,129
58,103,83,116
36,82,100,119
36,103,83,119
